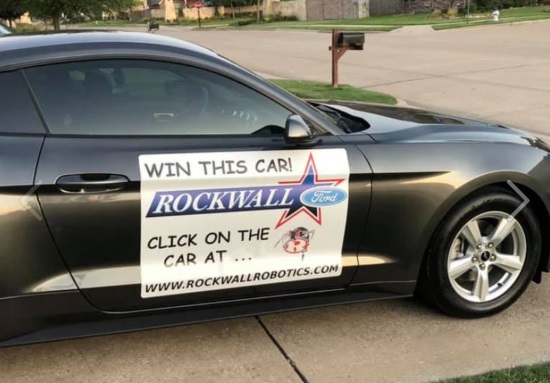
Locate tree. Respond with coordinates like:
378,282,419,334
26,0,66,30
26,0,104,30
0,0,26,27
210,0,232,19
210,0,251,20
104,0,141,19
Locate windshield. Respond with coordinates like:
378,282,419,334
308,102,370,133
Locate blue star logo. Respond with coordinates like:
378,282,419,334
275,153,345,228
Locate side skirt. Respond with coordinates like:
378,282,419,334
0,281,415,347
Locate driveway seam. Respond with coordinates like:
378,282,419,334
256,316,309,383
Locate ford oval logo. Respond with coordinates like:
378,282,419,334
300,187,347,207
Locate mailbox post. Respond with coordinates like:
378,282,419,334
195,1,203,28
329,29,365,88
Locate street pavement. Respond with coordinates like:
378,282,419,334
2,21,550,383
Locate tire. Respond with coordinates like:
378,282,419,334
417,187,542,318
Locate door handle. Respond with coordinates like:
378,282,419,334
56,174,129,193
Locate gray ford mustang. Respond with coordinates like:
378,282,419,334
1,31,549,347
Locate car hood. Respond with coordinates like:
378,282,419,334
321,101,539,145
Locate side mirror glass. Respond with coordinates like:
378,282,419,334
284,115,318,145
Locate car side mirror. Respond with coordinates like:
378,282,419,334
284,115,319,145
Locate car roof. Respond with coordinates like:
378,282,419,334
0,31,221,69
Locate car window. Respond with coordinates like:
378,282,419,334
25,60,292,136
0,71,45,134
0,23,12,35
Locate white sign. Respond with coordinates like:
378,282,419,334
139,149,349,298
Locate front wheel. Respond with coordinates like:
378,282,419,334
418,187,542,317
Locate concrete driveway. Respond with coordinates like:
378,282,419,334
3,22,550,383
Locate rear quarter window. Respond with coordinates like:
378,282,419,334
0,71,45,134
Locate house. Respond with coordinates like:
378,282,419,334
144,0,188,10
372,0,471,16
265,0,470,20
144,0,181,21
145,0,467,22
265,0,369,20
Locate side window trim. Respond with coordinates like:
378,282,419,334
20,69,51,135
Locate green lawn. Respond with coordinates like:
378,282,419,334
498,5,550,17
271,79,397,105
433,13,550,30
74,17,252,28
232,24,399,32
260,13,453,27
75,19,145,28
440,363,550,383
238,5,550,31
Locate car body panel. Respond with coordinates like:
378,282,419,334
0,136,77,298
350,140,550,284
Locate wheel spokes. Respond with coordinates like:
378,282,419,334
447,211,527,303
461,220,483,247
493,252,523,274
449,256,474,280
473,268,489,301
488,217,516,247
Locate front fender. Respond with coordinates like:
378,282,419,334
352,140,550,285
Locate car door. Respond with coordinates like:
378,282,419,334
26,58,371,312
0,70,76,302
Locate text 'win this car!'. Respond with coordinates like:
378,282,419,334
1,31,550,347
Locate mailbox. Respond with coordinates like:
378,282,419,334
337,32,365,49
329,29,365,87
148,21,160,32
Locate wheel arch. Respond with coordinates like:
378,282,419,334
417,171,550,283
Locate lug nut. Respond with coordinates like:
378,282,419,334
488,243,494,248
472,257,478,263
477,244,483,250
490,255,496,261
480,263,486,270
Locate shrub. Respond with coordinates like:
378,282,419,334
231,19,255,26
476,0,541,11
282,15,298,21
15,23,41,33
447,7,459,17
262,14,298,23
458,3,478,14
